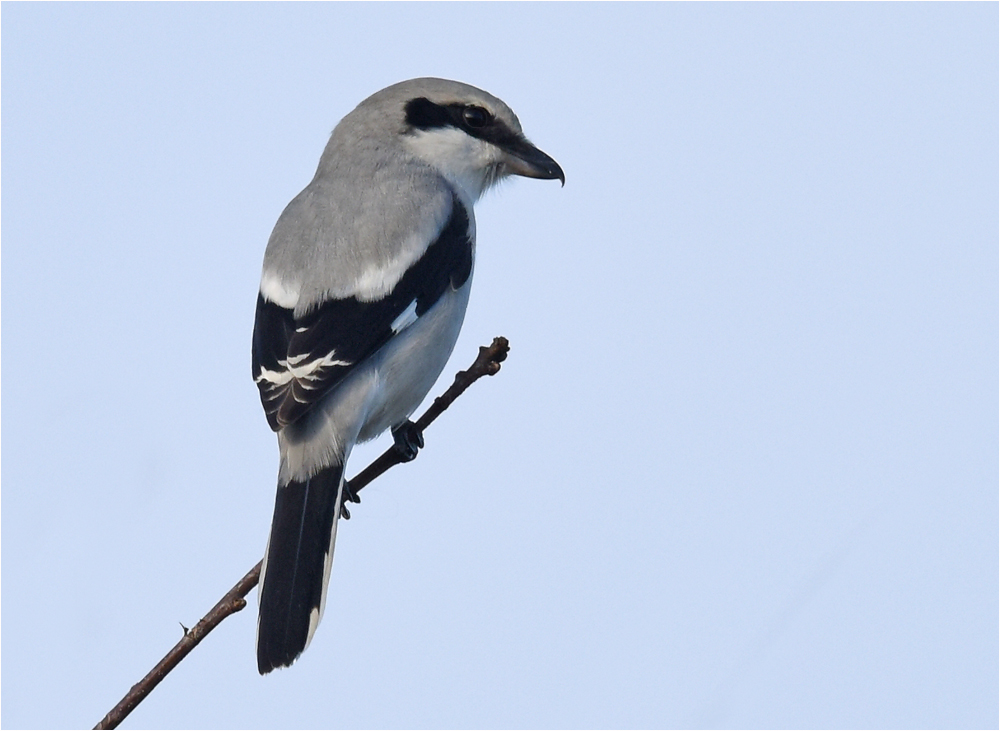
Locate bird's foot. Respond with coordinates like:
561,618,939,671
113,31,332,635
339,481,360,520
391,420,424,462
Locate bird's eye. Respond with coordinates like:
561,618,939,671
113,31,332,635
462,106,490,129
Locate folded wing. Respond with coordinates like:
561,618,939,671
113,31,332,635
252,195,473,431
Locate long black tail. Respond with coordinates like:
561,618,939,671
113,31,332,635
257,463,344,674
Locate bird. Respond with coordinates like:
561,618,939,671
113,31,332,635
251,77,564,674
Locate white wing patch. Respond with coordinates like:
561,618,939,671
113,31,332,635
390,299,419,334
255,350,353,389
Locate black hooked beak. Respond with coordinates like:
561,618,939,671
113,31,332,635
501,136,565,186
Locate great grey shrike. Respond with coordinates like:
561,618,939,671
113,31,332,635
252,77,563,674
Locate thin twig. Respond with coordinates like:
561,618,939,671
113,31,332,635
94,337,510,730
345,336,509,495
93,563,261,730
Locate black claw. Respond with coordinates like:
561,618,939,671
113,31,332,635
343,481,360,504
391,420,424,462
339,481,359,520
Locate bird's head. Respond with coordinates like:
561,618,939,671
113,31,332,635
351,78,564,204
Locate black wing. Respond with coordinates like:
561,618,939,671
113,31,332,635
252,197,473,431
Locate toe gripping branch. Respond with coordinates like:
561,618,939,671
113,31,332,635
336,337,510,522
391,420,425,462
93,337,510,731
340,419,424,520
339,481,360,520
340,420,424,520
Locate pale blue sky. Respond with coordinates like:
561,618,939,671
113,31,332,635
2,3,997,729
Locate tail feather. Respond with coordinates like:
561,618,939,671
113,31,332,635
257,463,344,674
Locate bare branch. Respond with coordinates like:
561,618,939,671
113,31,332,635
94,337,511,730
93,563,260,730
345,336,509,495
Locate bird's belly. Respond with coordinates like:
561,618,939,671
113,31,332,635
276,279,473,484
357,280,472,442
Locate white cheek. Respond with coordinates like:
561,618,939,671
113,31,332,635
405,127,496,203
